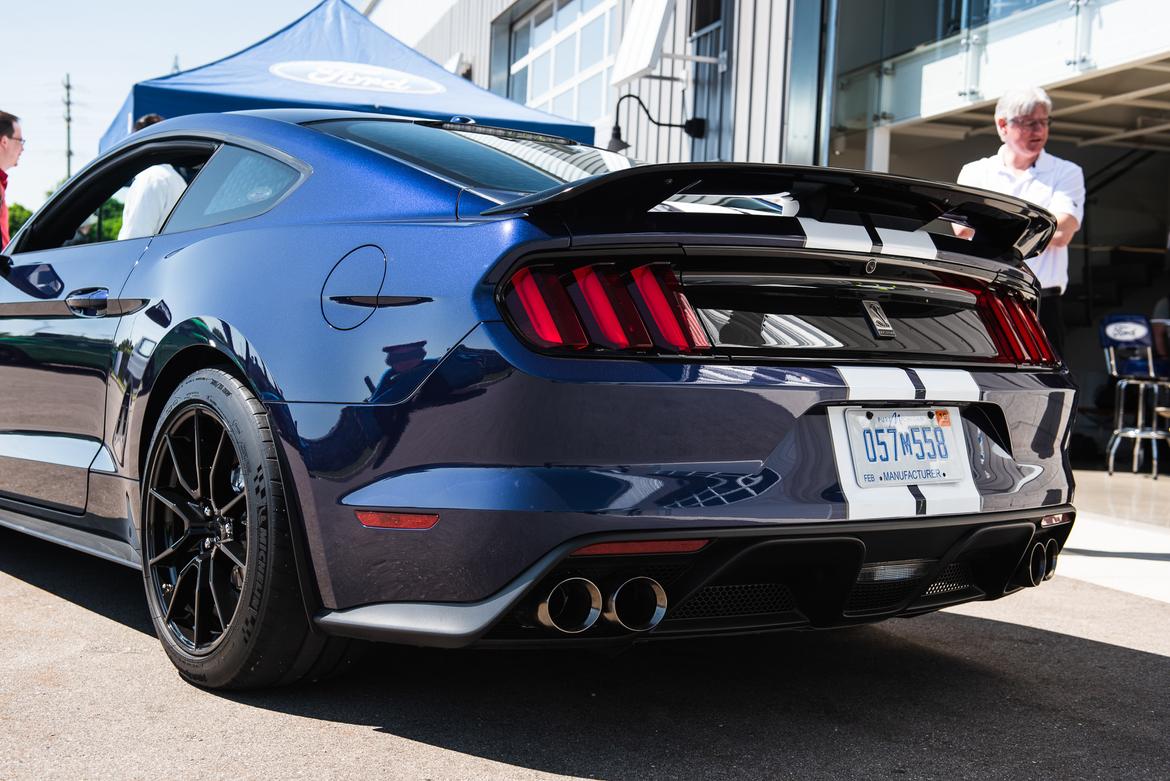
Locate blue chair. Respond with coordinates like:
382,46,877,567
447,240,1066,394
1101,314,1170,477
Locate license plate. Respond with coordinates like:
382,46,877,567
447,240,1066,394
844,407,962,487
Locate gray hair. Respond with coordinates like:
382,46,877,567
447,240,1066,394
994,87,1052,121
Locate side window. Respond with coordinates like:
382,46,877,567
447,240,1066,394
164,146,301,234
12,143,212,254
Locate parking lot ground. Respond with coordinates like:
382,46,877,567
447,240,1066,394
2,470,1168,780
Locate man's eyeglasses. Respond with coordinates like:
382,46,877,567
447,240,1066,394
4,135,26,146
1008,117,1051,132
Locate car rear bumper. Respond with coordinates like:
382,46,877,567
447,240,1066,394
266,322,1078,612
313,507,1075,648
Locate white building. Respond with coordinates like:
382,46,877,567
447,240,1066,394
370,0,1170,452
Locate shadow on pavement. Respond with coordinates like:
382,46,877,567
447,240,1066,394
236,609,1170,779
0,527,154,636
4,526,1168,778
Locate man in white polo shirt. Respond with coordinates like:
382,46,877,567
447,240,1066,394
957,86,1084,356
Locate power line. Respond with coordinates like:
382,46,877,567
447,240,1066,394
63,73,74,179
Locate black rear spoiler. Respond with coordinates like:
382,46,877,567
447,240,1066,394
480,163,1056,264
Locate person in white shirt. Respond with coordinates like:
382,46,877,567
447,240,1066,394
117,114,187,241
956,86,1084,356
117,163,187,240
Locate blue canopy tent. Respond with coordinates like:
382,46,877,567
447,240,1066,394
100,0,591,151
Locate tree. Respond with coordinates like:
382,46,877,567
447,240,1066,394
8,202,31,237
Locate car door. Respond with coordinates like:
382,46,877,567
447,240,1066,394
0,139,215,515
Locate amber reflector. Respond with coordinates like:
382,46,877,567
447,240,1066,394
1040,513,1072,527
570,539,709,556
356,511,439,529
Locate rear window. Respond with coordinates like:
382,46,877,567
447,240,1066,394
312,119,638,194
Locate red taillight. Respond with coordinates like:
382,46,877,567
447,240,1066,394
569,265,653,350
570,539,710,556
356,511,439,529
505,267,588,349
503,262,710,354
1007,295,1057,364
948,275,1056,366
983,293,1027,363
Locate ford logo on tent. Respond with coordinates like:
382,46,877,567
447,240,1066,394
269,61,444,95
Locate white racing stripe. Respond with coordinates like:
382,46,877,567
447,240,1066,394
835,365,917,401
876,228,938,260
827,406,919,520
798,218,873,253
832,367,982,518
911,368,981,402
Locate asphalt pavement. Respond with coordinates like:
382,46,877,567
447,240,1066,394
2,496,1168,780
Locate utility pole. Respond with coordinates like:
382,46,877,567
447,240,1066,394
63,74,74,179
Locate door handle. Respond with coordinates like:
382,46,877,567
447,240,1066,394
65,287,109,318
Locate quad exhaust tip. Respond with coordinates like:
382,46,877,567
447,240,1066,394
604,576,668,632
1027,541,1048,587
536,577,602,634
1043,538,1059,581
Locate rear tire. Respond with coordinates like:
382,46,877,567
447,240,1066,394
141,368,360,689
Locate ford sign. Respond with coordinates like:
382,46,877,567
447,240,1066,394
1104,321,1149,341
269,61,444,95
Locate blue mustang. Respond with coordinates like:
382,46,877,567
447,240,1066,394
0,109,1076,689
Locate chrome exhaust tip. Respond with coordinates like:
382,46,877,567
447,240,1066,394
1043,538,1059,581
604,576,668,632
1027,541,1047,587
536,577,602,634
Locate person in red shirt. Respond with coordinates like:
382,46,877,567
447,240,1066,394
0,111,26,249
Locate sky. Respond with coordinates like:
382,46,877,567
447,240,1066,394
3,0,451,211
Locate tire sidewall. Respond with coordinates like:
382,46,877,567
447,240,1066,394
141,369,277,688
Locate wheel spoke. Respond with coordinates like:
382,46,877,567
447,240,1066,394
165,434,198,499
208,427,227,513
193,412,204,501
149,486,193,527
193,557,206,646
165,557,199,623
218,541,246,570
219,489,245,518
208,554,230,632
149,532,193,568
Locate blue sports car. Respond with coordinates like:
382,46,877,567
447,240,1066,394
0,110,1076,689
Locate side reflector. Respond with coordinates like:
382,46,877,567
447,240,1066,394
1040,513,1073,527
356,511,439,530
570,539,709,556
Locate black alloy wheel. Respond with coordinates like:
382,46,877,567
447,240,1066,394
145,405,249,654
141,368,361,689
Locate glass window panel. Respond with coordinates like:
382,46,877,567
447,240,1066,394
554,35,576,84
509,66,529,102
533,4,554,46
315,120,562,192
577,72,603,123
556,0,579,29
531,52,551,98
553,88,575,119
165,146,298,234
609,7,619,54
582,0,602,11
511,22,531,63
579,15,605,69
